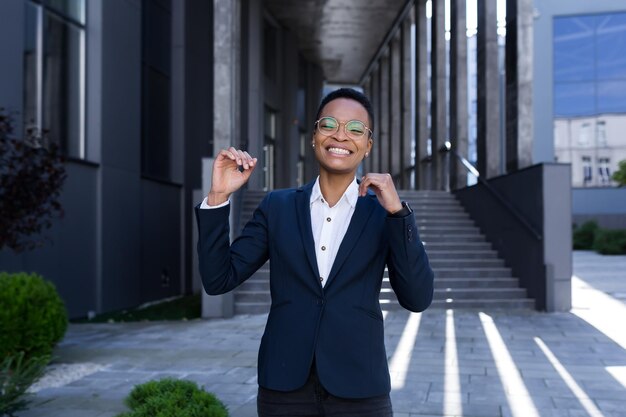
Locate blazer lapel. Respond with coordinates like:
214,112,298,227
325,193,377,289
295,181,320,281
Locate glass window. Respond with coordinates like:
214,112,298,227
46,0,85,24
596,13,626,80
597,120,607,146
553,15,596,82
263,21,278,82
553,12,626,188
23,2,41,129
263,107,277,191
43,11,85,158
578,123,591,146
598,157,611,185
554,82,595,117
582,156,592,185
23,0,86,159
597,80,626,114
141,0,172,180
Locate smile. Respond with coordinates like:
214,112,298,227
327,147,353,156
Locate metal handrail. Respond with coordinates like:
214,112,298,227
439,141,543,241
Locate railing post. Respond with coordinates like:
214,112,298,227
439,141,452,191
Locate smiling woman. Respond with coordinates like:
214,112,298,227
196,87,434,417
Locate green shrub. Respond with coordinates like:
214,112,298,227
0,272,67,359
573,220,599,250
0,352,49,417
117,378,229,417
612,159,626,186
593,229,626,255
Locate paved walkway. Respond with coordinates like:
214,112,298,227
19,251,626,417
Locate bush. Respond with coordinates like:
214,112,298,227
593,229,626,255
117,378,229,417
612,159,626,186
0,352,49,417
0,108,67,252
573,220,599,250
0,272,67,359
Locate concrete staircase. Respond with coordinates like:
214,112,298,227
233,189,534,314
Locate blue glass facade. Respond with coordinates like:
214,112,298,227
553,12,626,187
554,12,626,117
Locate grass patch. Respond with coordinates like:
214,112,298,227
72,293,201,323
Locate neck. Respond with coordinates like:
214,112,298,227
318,171,355,207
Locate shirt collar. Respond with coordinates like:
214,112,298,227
310,176,359,208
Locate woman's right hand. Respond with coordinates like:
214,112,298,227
207,147,257,206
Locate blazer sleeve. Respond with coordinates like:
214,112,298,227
385,212,434,312
195,194,270,295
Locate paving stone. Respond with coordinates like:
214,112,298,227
18,251,626,416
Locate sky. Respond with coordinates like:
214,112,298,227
425,0,508,36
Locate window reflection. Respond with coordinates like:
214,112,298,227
553,12,626,188
23,0,85,159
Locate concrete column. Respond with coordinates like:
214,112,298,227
372,65,382,173
380,54,390,174
363,75,374,173
414,0,429,189
390,36,402,180
204,0,240,318
431,0,446,189
242,0,263,189
401,18,413,189
450,0,469,189
506,0,534,172
214,0,240,153
477,0,500,178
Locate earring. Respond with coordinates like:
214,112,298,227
365,152,369,157
312,143,315,148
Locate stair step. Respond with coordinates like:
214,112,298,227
427,250,498,259
235,291,271,303
421,235,486,243
235,302,270,315
233,189,534,313
424,242,492,250
434,267,513,278
433,278,521,288
429,259,505,268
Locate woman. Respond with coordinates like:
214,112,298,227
196,88,434,416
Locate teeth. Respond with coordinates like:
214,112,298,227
328,147,351,155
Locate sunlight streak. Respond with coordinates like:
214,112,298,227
606,366,626,389
571,275,626,349
444,309,463,416
479,312,541,417
535,337,606,417
390,312,422,390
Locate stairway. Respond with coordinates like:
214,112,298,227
232,189,534,314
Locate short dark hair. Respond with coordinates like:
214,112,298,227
314,88,375,134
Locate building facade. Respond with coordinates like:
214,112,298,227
0,0,323,318
1,0,587,316
533,0,626,229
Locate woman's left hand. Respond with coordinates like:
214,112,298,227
359,173,403,214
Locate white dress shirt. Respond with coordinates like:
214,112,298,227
200,176,359,287
310,177,358,287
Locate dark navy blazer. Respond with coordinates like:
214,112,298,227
195,180,434,398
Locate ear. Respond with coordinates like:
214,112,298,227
367,138,373,153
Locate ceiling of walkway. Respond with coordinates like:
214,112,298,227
264,0,407,84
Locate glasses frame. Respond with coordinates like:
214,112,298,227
314,116,373,140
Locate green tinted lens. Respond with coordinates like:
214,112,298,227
346,121,366,137
318,117,338,133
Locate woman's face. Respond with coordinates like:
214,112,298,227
313,98,373,177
